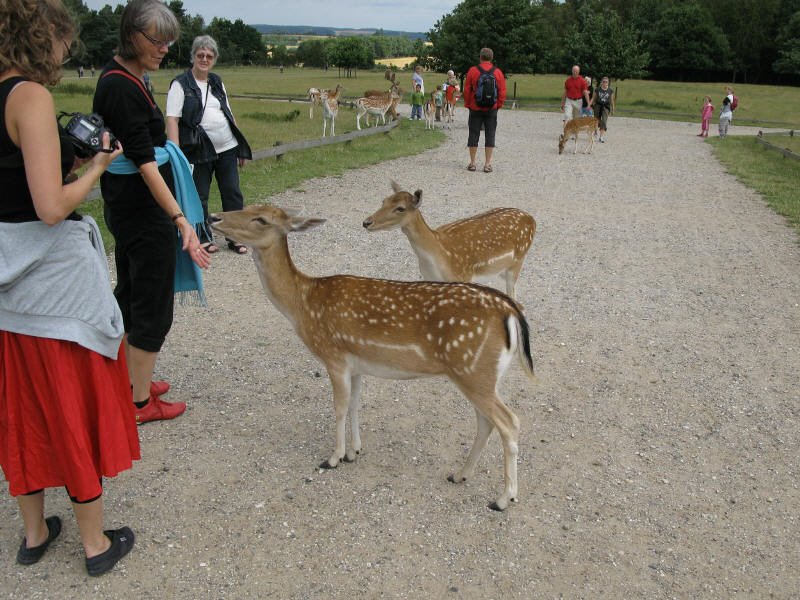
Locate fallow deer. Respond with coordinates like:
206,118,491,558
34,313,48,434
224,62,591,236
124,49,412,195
423,97,436,130
210,205,534,511
355,85,401,130
558,116,599,154
307,87,322,119
363,181,536,299
321,84,343,138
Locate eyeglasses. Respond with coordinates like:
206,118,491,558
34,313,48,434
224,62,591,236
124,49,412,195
138,29,175,49
62,41,73,65
195,52,215,60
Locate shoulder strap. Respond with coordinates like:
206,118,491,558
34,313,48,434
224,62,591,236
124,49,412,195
102,69,155,108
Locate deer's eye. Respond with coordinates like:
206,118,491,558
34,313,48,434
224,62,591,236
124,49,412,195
394,206,406,213
253,217,267,225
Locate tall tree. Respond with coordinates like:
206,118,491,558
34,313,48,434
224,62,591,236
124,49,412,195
426,0,546,78
773,10,800,74
166,1,204,68
562,4,649,80
646,2,732,79
325,37,374,77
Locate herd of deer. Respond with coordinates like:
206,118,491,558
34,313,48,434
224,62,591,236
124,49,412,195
307,71,403,138
211,181,537,511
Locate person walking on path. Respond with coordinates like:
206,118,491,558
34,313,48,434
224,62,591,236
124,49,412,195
718,96,733,138
561,65,590,123
166,34,252,255
1,0,138,576
591,76,616,142
463,47,506,173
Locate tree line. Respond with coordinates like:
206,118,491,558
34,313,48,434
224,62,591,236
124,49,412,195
64,0,799,84
426,0,800,84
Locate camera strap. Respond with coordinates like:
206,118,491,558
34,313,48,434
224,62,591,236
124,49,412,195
102,69,156,108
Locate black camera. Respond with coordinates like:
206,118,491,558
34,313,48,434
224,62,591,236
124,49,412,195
58,112,118,158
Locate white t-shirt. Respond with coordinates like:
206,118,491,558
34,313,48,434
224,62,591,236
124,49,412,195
166,77,238,154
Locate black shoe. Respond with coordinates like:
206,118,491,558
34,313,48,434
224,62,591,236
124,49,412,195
17,516,62,565
85,526,135,576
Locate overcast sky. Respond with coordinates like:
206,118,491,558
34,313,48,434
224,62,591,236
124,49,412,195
81,0,461,33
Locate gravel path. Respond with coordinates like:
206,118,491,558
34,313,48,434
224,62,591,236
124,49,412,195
2,109,799,599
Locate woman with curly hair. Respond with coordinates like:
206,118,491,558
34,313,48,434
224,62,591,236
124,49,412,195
0,0,137,576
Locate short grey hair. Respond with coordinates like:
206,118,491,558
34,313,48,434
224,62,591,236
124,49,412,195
190,35,219,63
479,47,493,61
118,0,180,60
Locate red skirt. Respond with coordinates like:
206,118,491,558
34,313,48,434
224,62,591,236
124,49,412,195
0,331,140,501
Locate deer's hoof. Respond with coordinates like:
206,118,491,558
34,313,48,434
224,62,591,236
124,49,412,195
488,501,506,512
447,474,466,484
319,460,338,470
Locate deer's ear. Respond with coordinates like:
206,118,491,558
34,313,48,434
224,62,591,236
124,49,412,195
390,179,402,192
290,217,326,232
412,190,422,207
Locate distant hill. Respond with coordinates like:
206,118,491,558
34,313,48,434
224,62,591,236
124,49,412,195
252,24,427,40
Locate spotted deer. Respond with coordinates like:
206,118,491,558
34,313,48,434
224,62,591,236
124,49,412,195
558,115,599,154
355,85,401,130
321,84,343,138
210,205,534,511
363,181,536,299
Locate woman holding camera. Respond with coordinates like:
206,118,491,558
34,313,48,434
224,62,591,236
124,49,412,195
1,0,138,575
166,35,252,254
92,0,211,425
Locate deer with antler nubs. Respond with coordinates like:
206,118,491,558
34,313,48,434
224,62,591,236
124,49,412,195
363,181,536,299
210,205,535,511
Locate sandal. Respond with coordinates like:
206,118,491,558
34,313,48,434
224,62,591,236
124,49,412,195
227,241,248,255
467,164,477,171
201,242,219,254
483,165,493,173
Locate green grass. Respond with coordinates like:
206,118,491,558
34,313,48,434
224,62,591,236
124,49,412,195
50,67,800,247
710,136,800,232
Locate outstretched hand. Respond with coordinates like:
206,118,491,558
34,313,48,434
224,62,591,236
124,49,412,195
177,220,211,268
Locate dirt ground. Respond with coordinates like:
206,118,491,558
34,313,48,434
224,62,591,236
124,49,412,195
2,109,799,599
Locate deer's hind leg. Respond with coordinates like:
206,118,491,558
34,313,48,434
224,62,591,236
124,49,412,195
451,380,521,511
346,374,363,462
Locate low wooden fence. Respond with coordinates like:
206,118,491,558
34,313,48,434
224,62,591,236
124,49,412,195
755,130,800,162
85,117,400,201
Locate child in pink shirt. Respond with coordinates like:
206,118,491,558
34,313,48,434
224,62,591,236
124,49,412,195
698,96,713,137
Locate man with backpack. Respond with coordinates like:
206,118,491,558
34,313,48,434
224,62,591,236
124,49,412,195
463,47,506,173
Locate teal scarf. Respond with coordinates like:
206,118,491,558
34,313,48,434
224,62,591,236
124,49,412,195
107,140,207,306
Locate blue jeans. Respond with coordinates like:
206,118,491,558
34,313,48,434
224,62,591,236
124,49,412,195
411,104,422,119
192,146,244,244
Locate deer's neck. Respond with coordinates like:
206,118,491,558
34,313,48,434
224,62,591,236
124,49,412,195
252,238,312,325
401,211,450,279
401,210,442,253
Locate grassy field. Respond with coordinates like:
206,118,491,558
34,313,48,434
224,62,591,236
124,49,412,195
51,67,800,244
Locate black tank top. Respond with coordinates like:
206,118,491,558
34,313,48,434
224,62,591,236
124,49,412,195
0,76,77,222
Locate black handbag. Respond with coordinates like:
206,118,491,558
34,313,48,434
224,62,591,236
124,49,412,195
179,82,209,155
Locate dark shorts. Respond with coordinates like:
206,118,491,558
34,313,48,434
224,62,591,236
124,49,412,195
101,163,177,353
467,109,498,148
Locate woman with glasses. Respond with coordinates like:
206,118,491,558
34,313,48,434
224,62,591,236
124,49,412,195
166,35,252,254
1,0,137,575
92,0,211,425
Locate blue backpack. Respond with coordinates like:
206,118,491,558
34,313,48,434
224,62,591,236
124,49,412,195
474,65,497,108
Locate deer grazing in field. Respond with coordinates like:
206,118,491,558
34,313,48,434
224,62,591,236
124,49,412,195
558,116,599,155
363,181,536,299
321,84,343,138
355,84,401,130
210,205,534,511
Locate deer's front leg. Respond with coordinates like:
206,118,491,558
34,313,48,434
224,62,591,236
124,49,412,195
345,374,363,462
321,368,351,469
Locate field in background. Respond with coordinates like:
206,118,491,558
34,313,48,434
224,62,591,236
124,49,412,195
59,67,800,129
